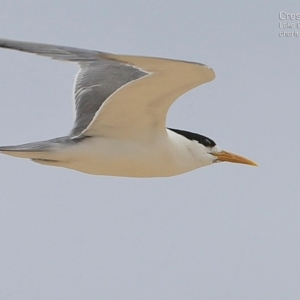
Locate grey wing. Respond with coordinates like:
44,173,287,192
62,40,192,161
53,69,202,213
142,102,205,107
71,61,147,136
0,39,215,140
0,38,105,61
80,55,215,139
0,38,148,137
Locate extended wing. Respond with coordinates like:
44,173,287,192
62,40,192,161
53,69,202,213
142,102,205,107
0,39,215,139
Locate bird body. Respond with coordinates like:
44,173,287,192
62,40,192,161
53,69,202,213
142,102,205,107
0,39,257,177
0,129,215,177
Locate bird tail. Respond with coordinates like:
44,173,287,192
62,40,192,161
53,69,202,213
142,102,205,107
0,137,72,160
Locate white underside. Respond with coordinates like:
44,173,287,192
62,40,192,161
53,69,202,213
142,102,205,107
0,40,218,177
31,130,214,177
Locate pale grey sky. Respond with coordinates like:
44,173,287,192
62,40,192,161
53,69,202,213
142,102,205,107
0,1,299,299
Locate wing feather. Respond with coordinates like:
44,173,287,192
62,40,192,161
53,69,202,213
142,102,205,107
81,56,215,139
71,61,147,136
0,38,215,140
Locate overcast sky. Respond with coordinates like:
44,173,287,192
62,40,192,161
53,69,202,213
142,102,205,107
0,1,299,299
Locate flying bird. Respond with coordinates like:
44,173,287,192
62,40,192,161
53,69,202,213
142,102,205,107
0,39,257,177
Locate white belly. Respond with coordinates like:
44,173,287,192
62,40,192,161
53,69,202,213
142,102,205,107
59,133,206,177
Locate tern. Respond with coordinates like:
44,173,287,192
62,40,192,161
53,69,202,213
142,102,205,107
0,39,257,177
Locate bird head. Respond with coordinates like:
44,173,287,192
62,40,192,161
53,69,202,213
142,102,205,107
168,128,258,168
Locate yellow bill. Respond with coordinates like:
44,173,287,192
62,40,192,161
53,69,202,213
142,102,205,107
213,150,258,166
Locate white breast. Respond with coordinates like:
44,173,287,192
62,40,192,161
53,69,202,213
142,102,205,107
58,130,213,177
